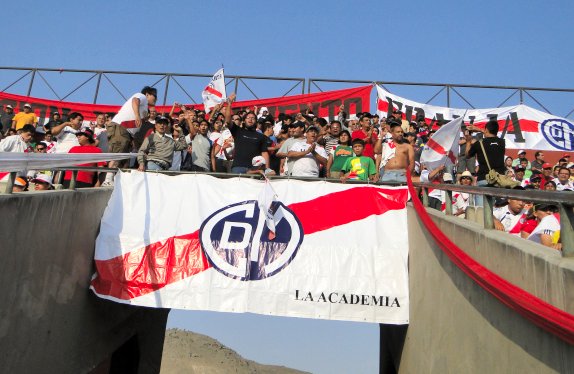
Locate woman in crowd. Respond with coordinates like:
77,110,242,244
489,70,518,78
326,130,352,179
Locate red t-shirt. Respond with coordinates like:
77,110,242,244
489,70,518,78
64,145,105,184
351,130,377,158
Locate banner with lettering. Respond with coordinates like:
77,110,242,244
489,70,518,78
90,172,409,324
0,85,371,125
376,86,574,151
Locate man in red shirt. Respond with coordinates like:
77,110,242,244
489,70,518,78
351,114,377,159
63,128,105,189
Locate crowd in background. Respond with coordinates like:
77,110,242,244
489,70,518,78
0,86,570,250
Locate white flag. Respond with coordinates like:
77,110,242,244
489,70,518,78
202,68,227,113
257,181,278,240
420,116,464,171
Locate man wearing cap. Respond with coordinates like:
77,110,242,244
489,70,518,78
50,112,83,153
528,204,560,250
276,120,305,176
247,155,275,176
32,174,53,191
0,104,14,135
137,117,188,172
287,126,328,177
513,166,529,187
493,189,527,236
44,111,63,133
512,150,527,167
11,103,38,131
12,177,28,192
62,128,105,189
453,171,473,217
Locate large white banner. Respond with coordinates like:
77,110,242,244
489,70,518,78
377,86,574,151
91,172,410,324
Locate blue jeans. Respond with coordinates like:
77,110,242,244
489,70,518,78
380,169,407,183
231,166,249,174
146,161,164,171
474,179,488,206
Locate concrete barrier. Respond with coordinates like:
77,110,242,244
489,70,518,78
0,188,169,374
400,205,574,373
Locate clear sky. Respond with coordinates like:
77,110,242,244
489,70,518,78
5,1,573,373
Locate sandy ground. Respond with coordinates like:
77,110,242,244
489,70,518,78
160,329,310,374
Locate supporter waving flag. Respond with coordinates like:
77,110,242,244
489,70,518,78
202,68,227,113
420,116,464,171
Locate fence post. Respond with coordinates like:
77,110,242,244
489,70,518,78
422,187,429,207
483,194,495,229
445,190,453,215
559,204,574,257
69,170,78,190
4,171,17,194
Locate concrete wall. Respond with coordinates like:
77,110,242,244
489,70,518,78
400,206,574,373
0,189,169,374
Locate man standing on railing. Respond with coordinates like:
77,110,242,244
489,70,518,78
465,120,506,205
103,86,158,186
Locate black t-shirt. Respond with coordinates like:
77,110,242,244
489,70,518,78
230,126,267,168
468,137,506,181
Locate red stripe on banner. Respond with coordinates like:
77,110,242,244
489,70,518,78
406,171,574,345
290,186,409,235
426,137,447,155
91,186,408,300
204,86,223,98
90,231,209,300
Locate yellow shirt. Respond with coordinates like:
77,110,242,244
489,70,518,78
13,112,37,130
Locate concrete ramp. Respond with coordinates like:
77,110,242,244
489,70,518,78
401,205,574,373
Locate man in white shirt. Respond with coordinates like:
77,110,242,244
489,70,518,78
50,112,84,153
104,86,157,185
287,126,328,177
0,124,34,153
553,167,574,191
493,193,527,236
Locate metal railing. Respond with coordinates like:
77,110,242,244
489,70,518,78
413,181,574,258
0,66,305,105
0,66,573,118
3,166,572,257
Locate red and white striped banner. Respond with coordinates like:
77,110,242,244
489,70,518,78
377,86,574,151
0,85,371,125
90,172,410,324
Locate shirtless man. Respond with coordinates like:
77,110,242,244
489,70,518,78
374,122,414,183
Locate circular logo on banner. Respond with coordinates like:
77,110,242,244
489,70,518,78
199,201,303,281
539,119,574,151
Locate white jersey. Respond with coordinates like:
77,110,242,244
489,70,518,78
54,126,79,153
528,214,560,244
112,93,148,136
289,141,327,177
493,206,527,236
0,135,31,153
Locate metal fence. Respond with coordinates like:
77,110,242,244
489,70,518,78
0,66,573,118
3,167,572,257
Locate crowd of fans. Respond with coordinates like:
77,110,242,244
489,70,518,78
0,86,570,251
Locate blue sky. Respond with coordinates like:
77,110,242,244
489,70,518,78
5,1,573,372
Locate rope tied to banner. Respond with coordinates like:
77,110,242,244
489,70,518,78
406,170,574,345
